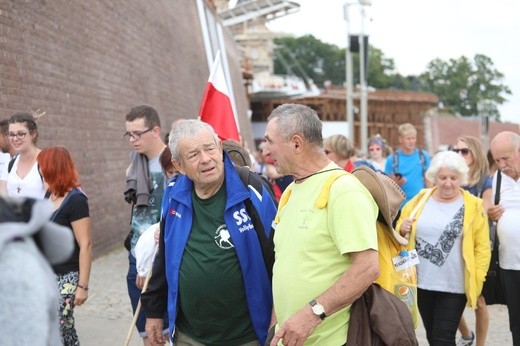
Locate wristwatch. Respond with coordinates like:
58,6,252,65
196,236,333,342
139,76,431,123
309,299,326,320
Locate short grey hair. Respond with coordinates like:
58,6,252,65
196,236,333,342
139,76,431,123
267,103,323,146
425,151,469,185
168,119,219,161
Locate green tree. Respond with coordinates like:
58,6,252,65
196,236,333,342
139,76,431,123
363,46,405,89
272,36,511,120
273,35,345,86
419,54,511,120
273,35,412,90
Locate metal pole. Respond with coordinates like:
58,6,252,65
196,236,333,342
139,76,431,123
359,4,368,151
344,4,354,141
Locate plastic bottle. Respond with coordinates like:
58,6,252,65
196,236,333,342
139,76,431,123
394,250,419,327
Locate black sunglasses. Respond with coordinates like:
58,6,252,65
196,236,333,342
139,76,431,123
452,148,471,156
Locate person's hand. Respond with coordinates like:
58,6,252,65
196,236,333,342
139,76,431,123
487,204,504,222
136,275,146,289
399,216,415,236
270,306,320,346
390,174,407,187
74,286,88,306
145,318,166,345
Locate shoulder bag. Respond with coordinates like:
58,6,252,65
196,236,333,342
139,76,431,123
481,171,506,305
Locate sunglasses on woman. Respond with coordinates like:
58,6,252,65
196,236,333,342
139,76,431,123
452,148,471,156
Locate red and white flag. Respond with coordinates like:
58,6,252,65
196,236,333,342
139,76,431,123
199,51,240,141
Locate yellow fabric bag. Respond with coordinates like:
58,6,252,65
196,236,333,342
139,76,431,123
375,222,419,328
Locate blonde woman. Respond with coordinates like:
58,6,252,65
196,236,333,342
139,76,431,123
453,136,493,346
323,134,357,172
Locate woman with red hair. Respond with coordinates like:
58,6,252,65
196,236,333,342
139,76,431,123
37,146,92,346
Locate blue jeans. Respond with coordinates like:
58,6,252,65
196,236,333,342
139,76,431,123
127,253,169,337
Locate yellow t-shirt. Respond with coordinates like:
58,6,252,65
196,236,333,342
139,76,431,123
273,164,378,345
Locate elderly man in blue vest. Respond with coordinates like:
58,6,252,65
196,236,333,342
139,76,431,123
142,120,277,346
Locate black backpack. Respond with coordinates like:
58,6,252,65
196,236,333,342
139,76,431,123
234,165,277,278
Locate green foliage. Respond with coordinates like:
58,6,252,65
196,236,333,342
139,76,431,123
273,35,345,86
419,55,511,120
272,35,511,120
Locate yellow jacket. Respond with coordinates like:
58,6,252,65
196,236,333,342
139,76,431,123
396,188,491,309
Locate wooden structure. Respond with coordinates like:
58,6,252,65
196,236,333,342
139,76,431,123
251,88,439,150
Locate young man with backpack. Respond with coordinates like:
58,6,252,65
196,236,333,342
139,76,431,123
122,105,170,344
385,123,431,205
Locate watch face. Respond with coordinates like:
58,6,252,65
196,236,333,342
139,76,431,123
312,304,325,315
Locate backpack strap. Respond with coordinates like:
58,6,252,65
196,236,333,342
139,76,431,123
50,188,83,221
274,170,349,224
393,149,427,176
234,165,276,279
315,171,350,209
235,164,276,201
7,154,18,173
418,149,427,176
392,152,399,175
495,170,502,205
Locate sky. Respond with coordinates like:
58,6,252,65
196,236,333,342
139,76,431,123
261,0,520,124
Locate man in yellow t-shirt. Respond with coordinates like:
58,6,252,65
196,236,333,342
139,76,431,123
263,103,379,345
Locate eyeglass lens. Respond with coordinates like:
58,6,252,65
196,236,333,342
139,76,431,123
123,128,152,140
8,132,28,139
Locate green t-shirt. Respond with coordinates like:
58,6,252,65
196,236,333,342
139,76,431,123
176,184,257,346
273,163,378,345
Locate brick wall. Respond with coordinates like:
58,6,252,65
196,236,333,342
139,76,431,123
0,1,250,257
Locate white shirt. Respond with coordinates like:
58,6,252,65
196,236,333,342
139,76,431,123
6,156,45,199
415,197,465,293
493,171,520,270
0,153,11,181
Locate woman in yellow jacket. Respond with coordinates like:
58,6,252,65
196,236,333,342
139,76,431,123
397,151,490,345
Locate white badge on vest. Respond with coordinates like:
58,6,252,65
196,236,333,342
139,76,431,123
393,249,420,272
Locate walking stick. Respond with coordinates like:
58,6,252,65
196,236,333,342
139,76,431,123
124,244,158,346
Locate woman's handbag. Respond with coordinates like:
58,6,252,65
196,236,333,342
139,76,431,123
482,223,506,305
481,171,506,305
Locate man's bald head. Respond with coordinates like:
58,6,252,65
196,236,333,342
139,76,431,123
490,131,520,180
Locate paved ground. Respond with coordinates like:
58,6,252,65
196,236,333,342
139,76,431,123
76,248,513,346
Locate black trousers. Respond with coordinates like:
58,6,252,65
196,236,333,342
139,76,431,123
502,268,520,346
418,288,467,345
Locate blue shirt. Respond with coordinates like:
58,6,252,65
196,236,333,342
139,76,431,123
385,148,430,205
